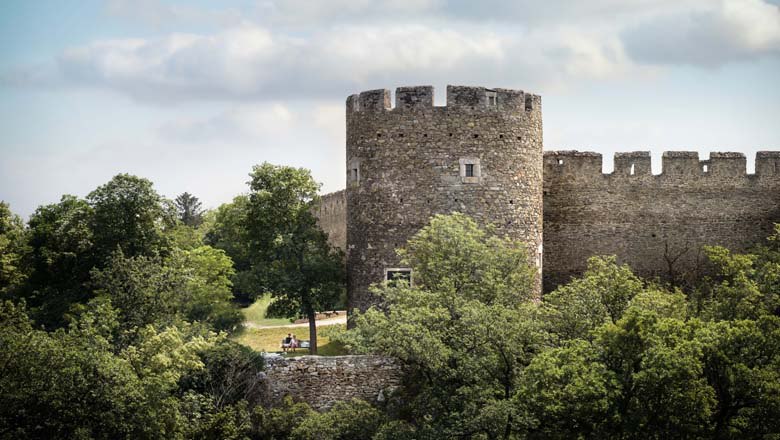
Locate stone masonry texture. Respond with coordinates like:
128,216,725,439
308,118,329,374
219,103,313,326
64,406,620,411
263,355,403,411
315,190,346,251
542,150,780,291
345,85,544,313
314,85,780,312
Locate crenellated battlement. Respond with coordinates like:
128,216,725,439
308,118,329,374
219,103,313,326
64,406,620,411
339,83,779,313
544,150,780,181
346,85,540,114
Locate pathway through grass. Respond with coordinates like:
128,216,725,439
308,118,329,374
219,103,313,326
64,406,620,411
235,294,347,355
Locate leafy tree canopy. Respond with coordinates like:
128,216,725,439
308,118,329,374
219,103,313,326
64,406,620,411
175,192,204,227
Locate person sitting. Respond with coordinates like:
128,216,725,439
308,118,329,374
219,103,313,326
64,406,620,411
290,334,299,352
281,333,292,352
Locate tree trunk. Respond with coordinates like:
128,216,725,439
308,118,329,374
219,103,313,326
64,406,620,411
305,304,318,355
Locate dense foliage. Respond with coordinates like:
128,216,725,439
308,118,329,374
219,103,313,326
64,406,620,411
207,163,345,353
2,165,779,438
0,166,349,438
335,216,780,439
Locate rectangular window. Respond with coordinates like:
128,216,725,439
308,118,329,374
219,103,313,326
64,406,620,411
385,268,412,286
459,158,481,183
486,91,497,107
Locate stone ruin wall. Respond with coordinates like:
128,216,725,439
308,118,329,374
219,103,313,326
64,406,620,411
345,85,544,313
542,150,780,291
263,355,403,411
315,190,346,250
317,150,780,294
311,85,780,300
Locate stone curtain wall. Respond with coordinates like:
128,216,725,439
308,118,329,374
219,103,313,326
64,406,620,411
543,150,780,291
315,190,347,251
345,85,544,313
264,355,403,411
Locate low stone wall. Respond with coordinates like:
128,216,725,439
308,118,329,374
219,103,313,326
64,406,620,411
264,355,403,411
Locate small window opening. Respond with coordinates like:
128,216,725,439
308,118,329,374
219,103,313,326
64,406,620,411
398,133,404,138
509,200,514,205
630,164,635,175
557,159,564,165
465,164,475,177
423,133,428,138
517,136,522,141
399,198,404,203
499,134,504,139
703,164,709,173
377,133,382,137
449,133,453,137
473,134,479,139
486,91,497,107
386,268,412,286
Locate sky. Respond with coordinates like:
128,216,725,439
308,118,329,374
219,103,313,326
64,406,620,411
1,0,779,218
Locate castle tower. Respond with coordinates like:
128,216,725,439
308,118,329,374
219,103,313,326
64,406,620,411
346,85,543,312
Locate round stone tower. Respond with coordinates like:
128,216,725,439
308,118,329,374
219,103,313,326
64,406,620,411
346,85,543,313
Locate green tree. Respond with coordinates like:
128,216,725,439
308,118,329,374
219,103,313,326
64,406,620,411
244,163,345,354
87,173,173,262
251,396,315,440
0,299,218,439
515,340,619,439
696,316,780,439
205,195,257,302
340,213,546,438
596,310,716,438
699,237,780,321
289,399,386,440
22,195,94,326
543,256,644,342
91,246,242,341
175,192,204,227
0,202,28,295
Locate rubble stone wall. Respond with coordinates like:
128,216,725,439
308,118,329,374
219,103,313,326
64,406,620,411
264,355,403,411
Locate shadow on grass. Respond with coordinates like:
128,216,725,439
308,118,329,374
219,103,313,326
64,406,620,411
232,324,348,356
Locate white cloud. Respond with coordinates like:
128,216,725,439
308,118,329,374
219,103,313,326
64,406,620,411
157,103,293,143
105,0,243,28
622,0,780,67
5,0,778,103
25,21,638,103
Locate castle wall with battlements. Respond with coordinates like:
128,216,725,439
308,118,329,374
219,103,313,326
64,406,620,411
543,150,780,290
313,85,780,311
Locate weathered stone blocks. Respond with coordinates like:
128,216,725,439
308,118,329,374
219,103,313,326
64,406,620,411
264,355,403,411
345,85,544,313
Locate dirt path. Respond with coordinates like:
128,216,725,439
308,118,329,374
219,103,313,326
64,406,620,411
243,314,347,330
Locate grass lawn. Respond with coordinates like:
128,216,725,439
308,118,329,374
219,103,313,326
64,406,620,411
241,294,294,327
234,324,347,355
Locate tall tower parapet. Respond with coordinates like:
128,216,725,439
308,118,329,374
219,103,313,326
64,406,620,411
346,85,544,313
